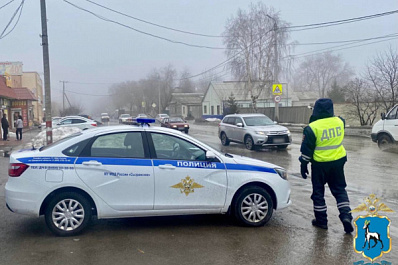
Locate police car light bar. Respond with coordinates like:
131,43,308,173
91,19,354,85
136,118,156,126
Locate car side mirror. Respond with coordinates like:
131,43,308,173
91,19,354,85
236,123,243,127
206,151,217,161
381,113,386,120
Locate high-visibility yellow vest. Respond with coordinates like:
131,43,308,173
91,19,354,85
309,117,346,162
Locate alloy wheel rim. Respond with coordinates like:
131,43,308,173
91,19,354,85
222,134,226,144
52,199,85,231
241,193,268,223
246,137,252,149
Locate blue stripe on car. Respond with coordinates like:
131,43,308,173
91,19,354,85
225,163,276,174
17,157,276,173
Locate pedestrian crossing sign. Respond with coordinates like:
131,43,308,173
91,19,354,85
272,84,283,95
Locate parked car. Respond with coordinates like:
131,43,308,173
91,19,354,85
371,104,398,149
119,114,131,124
218,114,292,150
6,122,290,236
156,113,169,122
55,116,97,130
161,117,189,133
101,113,110,123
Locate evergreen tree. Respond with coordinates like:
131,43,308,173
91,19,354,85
224,93,239,115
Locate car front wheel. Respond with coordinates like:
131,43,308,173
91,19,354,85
45,192,92,236
221,132,230,146
377,134,393,150
244,135,255,150
233,186,273,226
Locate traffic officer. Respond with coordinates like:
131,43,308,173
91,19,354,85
299,98,354,233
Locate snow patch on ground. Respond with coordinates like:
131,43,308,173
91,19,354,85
205,118,221,122
30,127,82,148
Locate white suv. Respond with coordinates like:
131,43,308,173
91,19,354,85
371,104,398,149
219,114,292,150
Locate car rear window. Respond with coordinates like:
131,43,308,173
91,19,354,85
40,132,83,151
243,116,274,126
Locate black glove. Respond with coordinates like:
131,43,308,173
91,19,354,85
300,163,309,179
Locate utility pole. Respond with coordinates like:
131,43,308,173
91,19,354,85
41,0,52,145
60,81,68,114
273,19,279,121
158,85,161,114
267,14,279,121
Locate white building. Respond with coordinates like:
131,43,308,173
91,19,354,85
202,81,292,118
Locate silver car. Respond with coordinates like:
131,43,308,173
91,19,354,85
218,114,292,150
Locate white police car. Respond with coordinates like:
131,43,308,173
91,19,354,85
6,119,291,236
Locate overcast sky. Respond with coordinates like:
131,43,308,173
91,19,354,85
1,0,397,114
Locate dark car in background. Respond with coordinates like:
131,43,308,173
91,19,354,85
161,117,189,134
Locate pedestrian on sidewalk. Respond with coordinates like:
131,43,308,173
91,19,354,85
299,98,354,233
1,114,9,141
16,115,23,141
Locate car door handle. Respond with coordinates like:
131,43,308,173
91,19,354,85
82,160,102,166
158,164,176,169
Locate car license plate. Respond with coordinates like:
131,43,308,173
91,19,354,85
273,138,285,144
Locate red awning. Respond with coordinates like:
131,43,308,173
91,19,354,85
13,87,38,101
0,76,17,99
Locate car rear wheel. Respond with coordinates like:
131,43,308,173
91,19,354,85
234,186,273,226
221,132,230,146
377,134,393,150
244,135,255,150
45,192,92,236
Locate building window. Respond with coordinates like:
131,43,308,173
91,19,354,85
204,105,207,114
211,106,214,115
182,106,186,115
216,105,220,115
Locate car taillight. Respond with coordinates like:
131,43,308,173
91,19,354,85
91,123,97,127
9,163,29,177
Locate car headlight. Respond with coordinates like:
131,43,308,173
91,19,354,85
256,131,268,135
172,125,177,128
274,168,288,180
184,124,189,127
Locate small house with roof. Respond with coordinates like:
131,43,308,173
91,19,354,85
168,92,204,119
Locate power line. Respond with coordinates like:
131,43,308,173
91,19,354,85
57,87,112,96
0,0,24,40
63,0,231,50
284,36,398,60
0,0,15,10
84,0,225,38
285,9,398,32
290,33,398,46
67,81,117,85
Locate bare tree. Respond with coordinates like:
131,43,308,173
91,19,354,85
223,2,291,111
196,69,224,93
293,52,353,98
346,78,380,126
366,47,398,112
178,68,195,93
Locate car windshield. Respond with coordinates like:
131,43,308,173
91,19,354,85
40,132,83,151
170,118,184,123
243,116,274,126
121,114,130,118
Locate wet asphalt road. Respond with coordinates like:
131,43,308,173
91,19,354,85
0,123,397,265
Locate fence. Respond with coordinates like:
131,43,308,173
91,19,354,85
240,106,312,124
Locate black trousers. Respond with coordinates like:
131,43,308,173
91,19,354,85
16,128,22,140
2,128,8,140
311,160,352,225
